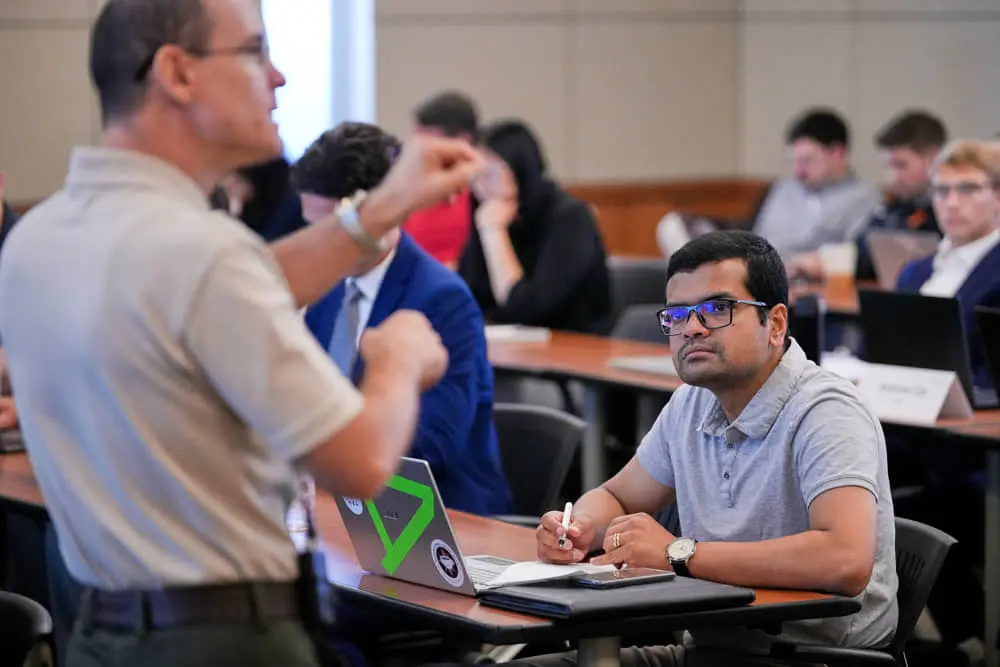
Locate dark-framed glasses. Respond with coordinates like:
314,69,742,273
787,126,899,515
134,40,271,82
656,298,767,337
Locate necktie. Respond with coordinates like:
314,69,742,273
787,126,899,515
329,280,364,375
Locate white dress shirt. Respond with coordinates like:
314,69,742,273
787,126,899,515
348,248,396,346
920,229,1000,298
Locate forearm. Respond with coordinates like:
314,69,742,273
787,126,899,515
308,362,425,498
356,364,423,468
687,530,871,596
271,192,401,308
573,486,627,551
478,228,523,306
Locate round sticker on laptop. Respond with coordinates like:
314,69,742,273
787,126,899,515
430,539,464,588
343,497,364,516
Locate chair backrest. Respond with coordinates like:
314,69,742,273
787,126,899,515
0,591,52,665
611,304,669,346
788,294,825,363
492,403,585,516
607,257,667,328
888,517,956,657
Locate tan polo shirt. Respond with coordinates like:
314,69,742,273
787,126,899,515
0,147,364,589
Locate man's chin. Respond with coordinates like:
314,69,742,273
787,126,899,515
677,364,720,388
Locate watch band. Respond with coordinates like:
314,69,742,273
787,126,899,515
671,558,691,577
337,190,384,254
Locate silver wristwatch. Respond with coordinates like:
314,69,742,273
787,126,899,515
337,189,387,254
667,537,697,577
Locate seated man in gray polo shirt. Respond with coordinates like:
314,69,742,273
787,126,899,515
525,230,898,667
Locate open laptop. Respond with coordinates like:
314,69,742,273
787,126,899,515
974,306,1000,396
332,457,522,596
858,290,998,409
865,229,940,290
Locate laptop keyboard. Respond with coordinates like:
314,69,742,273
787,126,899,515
465,555,515,587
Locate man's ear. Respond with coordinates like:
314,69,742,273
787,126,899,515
148,45,197,105
769,303,789,347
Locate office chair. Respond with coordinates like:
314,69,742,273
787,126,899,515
611,304,669,346
490,403,584,529
769,517,956,666
606,257,667,331
0,591,54,667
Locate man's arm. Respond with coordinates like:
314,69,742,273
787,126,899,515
686,485,877,596
574,457,676,552
688,396,883,597
271,135,483,309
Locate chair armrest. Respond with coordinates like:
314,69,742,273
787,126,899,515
491,514,541,529
769,641,897,666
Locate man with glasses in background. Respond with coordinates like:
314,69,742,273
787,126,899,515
893,140,1000,664
521,231,898,666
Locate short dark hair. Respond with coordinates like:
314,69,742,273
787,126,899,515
413,90,479,138
290,122,401,199
90,0,213,124
666,231,788,324
875,110,948,153
786,108,850,149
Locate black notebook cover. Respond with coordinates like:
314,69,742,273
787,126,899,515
480,576,755,620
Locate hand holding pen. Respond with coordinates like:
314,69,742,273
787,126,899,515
536,502,596,564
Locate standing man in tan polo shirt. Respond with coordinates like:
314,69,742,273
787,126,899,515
0,1,483,666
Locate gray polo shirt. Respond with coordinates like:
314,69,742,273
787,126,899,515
0,147,364,589
754,177,882,259
636,340,898,650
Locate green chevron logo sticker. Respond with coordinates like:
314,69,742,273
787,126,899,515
365,475,435,575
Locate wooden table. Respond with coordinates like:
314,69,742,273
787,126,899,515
789,278,874,317
0,453,859,667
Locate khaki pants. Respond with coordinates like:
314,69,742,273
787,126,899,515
66,620,322,667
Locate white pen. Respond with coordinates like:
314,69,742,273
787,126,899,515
558,501,573,549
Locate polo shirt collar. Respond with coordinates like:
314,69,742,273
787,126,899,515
65,146,210,211
699,338,809,440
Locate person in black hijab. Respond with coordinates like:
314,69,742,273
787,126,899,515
459,120,611,333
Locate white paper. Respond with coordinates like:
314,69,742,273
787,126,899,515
485,325,552,343
820,351,870,384
472,558,615,588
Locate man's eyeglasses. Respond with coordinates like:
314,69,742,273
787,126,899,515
656,298,767,337
930,181,996,199
134,41,271,82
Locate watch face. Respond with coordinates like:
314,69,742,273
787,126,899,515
669,538,696,561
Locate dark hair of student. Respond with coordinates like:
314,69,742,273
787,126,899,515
665,230,789,325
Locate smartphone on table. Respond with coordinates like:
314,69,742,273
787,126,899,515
571,567,675,589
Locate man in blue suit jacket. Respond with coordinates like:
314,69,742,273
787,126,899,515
893,140,1000,658
292,122,511,516
896,140,1000,392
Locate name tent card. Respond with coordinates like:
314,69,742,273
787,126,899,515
856,363,973,425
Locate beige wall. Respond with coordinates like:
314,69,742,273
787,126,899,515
1,0,999,200
376,0,739,183
0,0,103,200
377,0,1000,185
